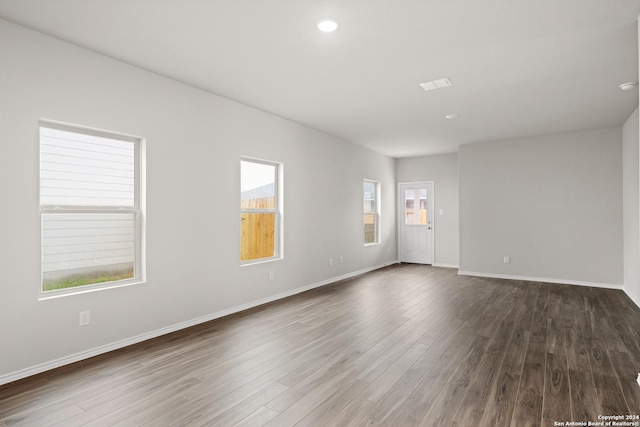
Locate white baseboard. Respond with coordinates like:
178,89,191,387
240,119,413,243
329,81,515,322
433,263,459,269
623,287,640,309
0,262,396,387
457,270,622,290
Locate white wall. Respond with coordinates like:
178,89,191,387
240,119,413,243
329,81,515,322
396,154,459,267
459,128,623,287
0,19,397,383
623,107,640,307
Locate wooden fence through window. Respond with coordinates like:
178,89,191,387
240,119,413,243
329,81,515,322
241,196,276,261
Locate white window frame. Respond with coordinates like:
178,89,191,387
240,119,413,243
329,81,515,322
363,179,380,246
39,121,145,298
240,157,283,265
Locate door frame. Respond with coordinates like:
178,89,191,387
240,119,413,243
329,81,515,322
397,181,435,264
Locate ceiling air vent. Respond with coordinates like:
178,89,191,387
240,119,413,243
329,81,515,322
419,78,453,92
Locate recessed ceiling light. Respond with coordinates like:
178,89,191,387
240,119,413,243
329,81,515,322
316,19,339,32
445,114,460,119
419,78,453,92
620,82,638,91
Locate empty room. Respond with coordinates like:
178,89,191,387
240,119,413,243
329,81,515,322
1,1,639,426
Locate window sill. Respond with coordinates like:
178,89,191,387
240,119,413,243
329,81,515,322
240,257,284,267
38,279,145,301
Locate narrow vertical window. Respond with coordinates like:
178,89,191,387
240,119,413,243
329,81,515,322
40,123,143,294
240,158,282,262
363,179,380,245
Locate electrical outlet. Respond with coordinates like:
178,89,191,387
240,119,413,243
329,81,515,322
268,271,275,280
503,256,510,264
339,256,344,264
328,258,333,266
79,310,90,326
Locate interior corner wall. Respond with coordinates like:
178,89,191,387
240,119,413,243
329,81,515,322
458,128,623,287
0,19,397,383
623,16,640,309
623,107,640,307
396,153,459,267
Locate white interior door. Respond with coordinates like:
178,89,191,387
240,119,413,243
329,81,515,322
398,182,434,264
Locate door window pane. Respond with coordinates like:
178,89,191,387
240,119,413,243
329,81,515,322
405,189,415,225
418,188,427,225
405,188,428,225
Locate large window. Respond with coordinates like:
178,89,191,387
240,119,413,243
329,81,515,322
240,158,282,263
363,179,379,245
40,122,143,294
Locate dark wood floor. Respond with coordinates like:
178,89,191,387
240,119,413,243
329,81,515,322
1,264,639,426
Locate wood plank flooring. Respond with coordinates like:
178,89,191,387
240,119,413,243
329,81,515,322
1,264,639,426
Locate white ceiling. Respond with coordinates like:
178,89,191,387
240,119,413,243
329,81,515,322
1,0,639,158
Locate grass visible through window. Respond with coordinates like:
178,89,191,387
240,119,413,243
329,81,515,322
42,267,134,292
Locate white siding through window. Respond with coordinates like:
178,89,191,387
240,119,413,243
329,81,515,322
40,126,135,207
42,213,135,275
39,123,141,293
